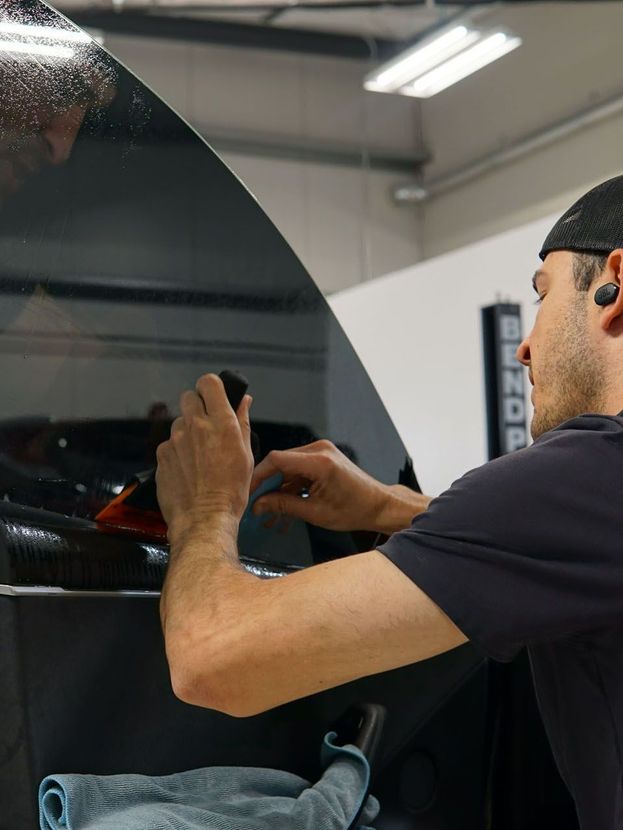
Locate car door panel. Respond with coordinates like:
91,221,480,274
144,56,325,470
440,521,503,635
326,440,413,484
1,590,485,829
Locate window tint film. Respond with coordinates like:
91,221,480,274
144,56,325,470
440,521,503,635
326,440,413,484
0,0,414,567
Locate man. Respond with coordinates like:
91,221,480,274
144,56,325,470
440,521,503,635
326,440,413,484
0,26,115,206
156,176,623,829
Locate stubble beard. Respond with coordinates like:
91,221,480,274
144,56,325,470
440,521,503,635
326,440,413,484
530,296,607,439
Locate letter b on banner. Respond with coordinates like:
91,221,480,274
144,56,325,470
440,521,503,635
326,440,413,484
481,303,528,459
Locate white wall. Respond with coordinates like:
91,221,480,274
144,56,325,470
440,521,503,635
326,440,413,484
418,2,623,259
330,211,561,496
102,33,423,294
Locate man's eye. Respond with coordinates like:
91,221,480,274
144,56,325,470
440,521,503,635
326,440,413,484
534,294,545,306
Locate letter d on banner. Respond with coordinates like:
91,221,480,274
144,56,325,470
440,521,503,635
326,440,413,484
481,303,528,459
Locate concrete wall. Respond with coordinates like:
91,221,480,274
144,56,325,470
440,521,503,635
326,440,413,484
102,33,424,294
100,2,623,290
226,152,422,294
418,2,623,258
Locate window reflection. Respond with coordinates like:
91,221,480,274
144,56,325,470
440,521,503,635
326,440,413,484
0,8,116,208
0,0,412,569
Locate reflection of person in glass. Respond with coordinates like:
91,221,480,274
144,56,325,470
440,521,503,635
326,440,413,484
0,42,115,206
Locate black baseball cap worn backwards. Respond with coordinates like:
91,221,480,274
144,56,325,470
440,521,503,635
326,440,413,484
539,174,623,261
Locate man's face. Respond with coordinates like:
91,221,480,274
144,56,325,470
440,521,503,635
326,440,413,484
0,97,88,202
0,57,114,206
516,250,607,439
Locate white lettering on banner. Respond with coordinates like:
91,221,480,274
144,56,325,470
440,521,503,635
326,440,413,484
500,315,521,341
499,312,527,452
503,370,524,397
501,343,518,368
503,397,525,424
506,427,526,452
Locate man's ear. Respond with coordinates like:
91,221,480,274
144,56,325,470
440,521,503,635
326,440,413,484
597,249,623,332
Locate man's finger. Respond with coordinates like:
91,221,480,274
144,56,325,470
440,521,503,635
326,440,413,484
170,416,185,435
250,441,332,490
180,390,205,419
253,490,316,523
250,450,324,493
237,395,252,439
195,373,232,419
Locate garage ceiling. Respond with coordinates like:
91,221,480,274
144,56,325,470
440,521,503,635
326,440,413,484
54,0,623,62
54,0,498,45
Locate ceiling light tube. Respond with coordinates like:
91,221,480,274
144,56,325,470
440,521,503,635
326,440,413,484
0,39,75,59
403,32,522,98
364,25,479,93
0,22,91,43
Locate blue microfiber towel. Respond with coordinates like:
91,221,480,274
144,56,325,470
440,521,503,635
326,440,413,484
239,472,284,535
39,732,379,830
238,472,285,557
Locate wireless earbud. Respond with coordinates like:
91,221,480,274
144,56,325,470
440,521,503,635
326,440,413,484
594,283,620,306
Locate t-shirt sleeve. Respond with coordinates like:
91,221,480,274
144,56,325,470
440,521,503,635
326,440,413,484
378,418,623,662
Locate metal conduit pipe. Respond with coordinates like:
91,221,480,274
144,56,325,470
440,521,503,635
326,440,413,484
393,88,623,204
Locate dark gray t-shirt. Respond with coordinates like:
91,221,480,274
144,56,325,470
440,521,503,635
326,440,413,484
379,413,623,829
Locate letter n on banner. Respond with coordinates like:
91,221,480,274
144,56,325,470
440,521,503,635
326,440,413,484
481,303,528,459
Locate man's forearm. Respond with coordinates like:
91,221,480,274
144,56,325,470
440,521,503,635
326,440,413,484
158,484,427,636
160,510,271,712
374,485,432,536
160,512,254,656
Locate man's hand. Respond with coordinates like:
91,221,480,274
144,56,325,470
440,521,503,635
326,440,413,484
156,383,452,720
251,440,432,534
156,373,254,544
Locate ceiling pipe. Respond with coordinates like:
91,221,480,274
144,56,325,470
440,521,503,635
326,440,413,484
55,0,623,18
56,0,448,9
393,87,623,203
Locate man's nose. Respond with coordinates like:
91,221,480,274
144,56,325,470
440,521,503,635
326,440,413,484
516,337,531,367
41,105,87,166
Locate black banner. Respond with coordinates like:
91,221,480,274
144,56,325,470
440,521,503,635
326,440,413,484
481,303,528,459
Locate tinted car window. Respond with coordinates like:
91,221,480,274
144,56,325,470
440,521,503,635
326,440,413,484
0,1,414,568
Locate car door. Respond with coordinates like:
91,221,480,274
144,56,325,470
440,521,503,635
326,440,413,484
0,4,489,827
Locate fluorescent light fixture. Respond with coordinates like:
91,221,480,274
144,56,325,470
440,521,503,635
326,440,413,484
0,39,75,59
364,23,522,98
0,22,91,43
364,26,479,93
405,33,522,98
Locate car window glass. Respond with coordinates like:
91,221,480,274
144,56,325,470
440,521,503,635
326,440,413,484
0,1,413,568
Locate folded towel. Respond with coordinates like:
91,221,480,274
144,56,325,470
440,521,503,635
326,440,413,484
39,732,379,830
